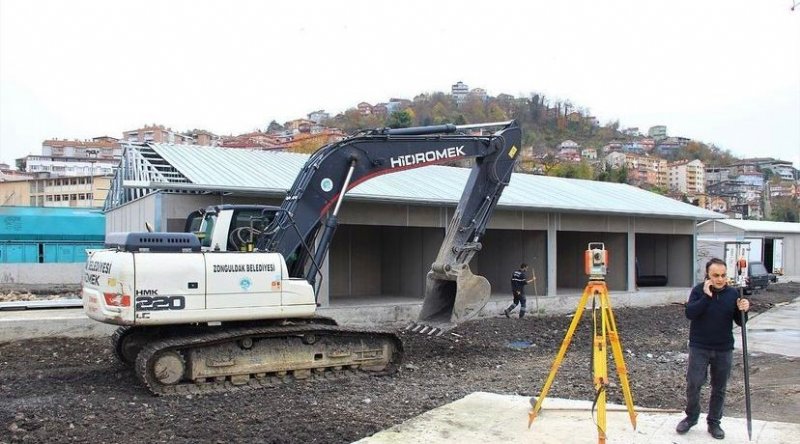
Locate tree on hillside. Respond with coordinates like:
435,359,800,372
329,108,364,133
487,103,507,122
266,120,284,133
287,136,328,154
769,197,799,222
597,164,629,183
431,102,450,124
547,160,594,179
386,110,413,128
462,96,487,123
539,153,560,175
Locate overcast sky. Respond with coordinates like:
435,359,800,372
1,0,798,168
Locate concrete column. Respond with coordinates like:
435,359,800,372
154,192,163,232
547,213,558,297
627,218,636,291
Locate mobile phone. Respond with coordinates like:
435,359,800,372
705,275,725,294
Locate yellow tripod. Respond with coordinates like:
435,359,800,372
527,279,637,443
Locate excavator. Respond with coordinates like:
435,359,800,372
82,120,522,395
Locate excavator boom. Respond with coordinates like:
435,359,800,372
257,120,522,330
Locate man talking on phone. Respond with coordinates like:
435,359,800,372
676,258,750,440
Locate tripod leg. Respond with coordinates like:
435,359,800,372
601,290,638,429
528,288,591,427
593,288,608,443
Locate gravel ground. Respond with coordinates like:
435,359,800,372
1,283,798,444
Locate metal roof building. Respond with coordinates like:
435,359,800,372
697,219,800,276
104,143,724,305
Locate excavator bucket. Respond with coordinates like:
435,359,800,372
414,263,491,334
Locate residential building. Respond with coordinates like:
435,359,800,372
706,196,729,213
668,159,705,194
558,140,580,150
372,103,388,117
451,81,468,103
307,110,330,124
639,138,656,152
735,157,798,181
0,164,34,182
123,124,193,144
648,125,667,141
735,172,765,188
387,98,412,113
581,148,597,160
622,142,645,155
604,152,627,169
356,102,373,116
705,166,731,187
602,141,623,153
642,156,668,188
655,141,682,157
768,181,798,199
0,174,111,207
468,88,488,102
606,153,667,188
19,155,115,177
42,137,121,160
706,179,763,219
284,118,315,133
183,130,220,146
564,112,582,123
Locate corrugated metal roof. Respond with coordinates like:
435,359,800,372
149,143,722,220
151,143,309,192
698,219,800,234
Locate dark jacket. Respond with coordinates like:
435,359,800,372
511,270,528,294
685,283,744,351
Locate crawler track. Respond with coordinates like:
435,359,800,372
133,323,403,396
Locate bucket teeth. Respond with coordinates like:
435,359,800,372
404,322,445,336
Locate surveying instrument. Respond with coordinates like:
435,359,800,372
528,243,637,443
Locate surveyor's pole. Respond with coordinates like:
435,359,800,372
739,287,752,441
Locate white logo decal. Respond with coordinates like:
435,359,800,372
390,146,465,168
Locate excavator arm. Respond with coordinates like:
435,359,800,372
257,120,522,330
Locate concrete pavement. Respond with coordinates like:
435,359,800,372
357,392,800,443
735,297,800,357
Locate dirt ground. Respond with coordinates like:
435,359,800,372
1,283,797,444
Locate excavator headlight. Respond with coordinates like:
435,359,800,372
103,292,131,307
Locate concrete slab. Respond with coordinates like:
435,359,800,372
357,392,800,444
735,297,800,357
0,308,115,341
